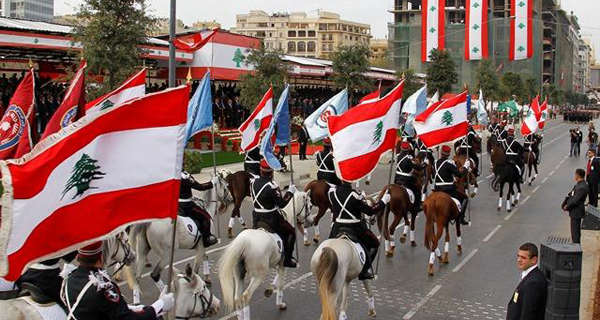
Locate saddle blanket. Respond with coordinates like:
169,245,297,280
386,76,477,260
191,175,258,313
403,187,415,204
21,296,66,320
180,216,200,238
451,198,461,212
259,229,283,254
340,236,366,266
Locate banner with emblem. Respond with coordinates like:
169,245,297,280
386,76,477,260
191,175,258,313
413,91,469,148
260,85,289,170
509,0,533,61
85,68,147,116
422,0,446,62
0,68,35,160
0,86,189,280
41,61,87,140
465,0,489,60
304,88,348,142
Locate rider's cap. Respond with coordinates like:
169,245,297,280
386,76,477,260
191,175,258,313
78,242,103,258
401,141,411,150
260,159,273,172
506,125,515,134
441,145,451,156
323,137,332,146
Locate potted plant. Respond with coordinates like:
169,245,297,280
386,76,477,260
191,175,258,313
226,139,233,151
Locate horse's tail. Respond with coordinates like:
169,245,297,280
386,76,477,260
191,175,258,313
218,235,248,313
315,247,339,320
423,197,436,251
376,185,391,240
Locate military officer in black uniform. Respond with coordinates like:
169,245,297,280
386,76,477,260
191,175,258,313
523,133,541,164
433,145,470,225
251,159,298,268
328,180,390,280
61,242,174,319
395,140,426,212
496,122,508,148
502,126,525,182
179,171,218,248
454,126,480,176
415,137,434,164
316,137,341,186
244,147,261,178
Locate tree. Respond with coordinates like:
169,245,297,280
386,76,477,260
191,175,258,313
475,59,500,104
239,46,290,109
396,68,422,100
73,0,156,96
426,49,458,97
331,44,371,104
523,76,538,102
499,72,525,103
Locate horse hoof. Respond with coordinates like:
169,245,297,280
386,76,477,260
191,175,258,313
368,309,377,317
514,200,519,205
496,207,501,212
278,303,287,310
264,288,273,297
227,228,233,239
304,240,310,246
457,245,463,254
385,250,393,258
411,241,417,247
399,237,406,244
114,274,122,282
427,264,434,276
313,236,320,243
442,253,449,264
507,209,512,213
528,182,532,186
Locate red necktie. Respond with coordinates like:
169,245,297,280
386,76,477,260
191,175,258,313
588,160,592,177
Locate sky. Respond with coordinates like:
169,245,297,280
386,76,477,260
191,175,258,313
55,0,600,60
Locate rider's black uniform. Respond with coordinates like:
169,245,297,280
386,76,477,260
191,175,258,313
316,146,341,186
454,129,480,176
415,138,434,164
394,150,426,211
179,171,218,248
244,147,261,177
433,156,469,224
503,136,525,179
328,182,385,280
523,134,540,163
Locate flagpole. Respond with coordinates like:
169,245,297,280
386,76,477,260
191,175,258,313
288,120,299,264
211,124,221,238
376,138,396,278
166,0,177,294
466,136,472,225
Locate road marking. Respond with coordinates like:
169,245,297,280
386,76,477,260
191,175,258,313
532,186,540,193
549,170,555,176
477,179,484,185
452,248,479,273
521,195,531,204
486,174,494,179
555,165,561,170
560,159,566,164
504,208,518,221
483,225,502,242
402,284,443,319
542,177,548,184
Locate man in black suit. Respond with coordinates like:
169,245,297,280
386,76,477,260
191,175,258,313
298,125,309,160
562,168,588,244
586,149,600,207
507,243,548,320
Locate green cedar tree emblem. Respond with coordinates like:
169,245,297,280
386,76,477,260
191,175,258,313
429,27,436,33
518,1,525,7
472,47,480,53
518,22,525,29
33,38,39,44
371,121,383,146
472,24,480,30
430,5,437,11
253,118,260,130
441,111,454,126
232,48,244,68
99,100,115,111
473,2,480,8
62,154,106,200
517,45,525,52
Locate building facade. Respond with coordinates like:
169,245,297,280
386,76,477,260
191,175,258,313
0,0,53,22
230,10,372,58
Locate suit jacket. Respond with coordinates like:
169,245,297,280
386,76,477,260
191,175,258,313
565,180,588,219
587,157,600,184
506,267,548,320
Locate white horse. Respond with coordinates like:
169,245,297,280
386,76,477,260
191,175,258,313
128,173,233,304
217,190,308,320
170,264,221,319
311,238,377,320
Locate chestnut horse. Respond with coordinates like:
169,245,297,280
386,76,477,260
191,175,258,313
224,170,252,238
302,180,332,245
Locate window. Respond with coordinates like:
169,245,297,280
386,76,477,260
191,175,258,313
298,41,306,52
307,41,316,52
322,34,327,40
288,42,296,52
278,42,283,50
308,30,316,37
322,43,327,51
319,23,327,30
329,34,333,41
298,30,306,37
329,44,333,51
345,35,348,40
269,33,272,37
288,30,296,37
271,23,275,27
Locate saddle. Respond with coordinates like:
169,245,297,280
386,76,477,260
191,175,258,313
19,295,66,320
19,283,54,305
179,216,202,248
397,185,415,204
336,230,366,266
451,198,461,212
258,227,283,254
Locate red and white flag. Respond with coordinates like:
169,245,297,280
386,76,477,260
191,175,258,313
0,69,35,160
538,98,548,130
174,29,218,52
521,96,540,135
85,68,147,116
0,86,189,281
465,0,489,60
41,61,87,140
358,88,380,106
422,0,446,62
327,81,404,181
413,91,469,148
509,0,533,61
239,87,273,152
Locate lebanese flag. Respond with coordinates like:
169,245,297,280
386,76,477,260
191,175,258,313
0,86,189,280
413,91,469,148
0,69,35,160
538,98,548,129
465,0,489,60
521,96,540,135
238,87,273,152
85,68,147,116
327,81,404,181
174,29,218,52
509,0,533,61
41,62,87,140
422,0,446,62
358,89,380,106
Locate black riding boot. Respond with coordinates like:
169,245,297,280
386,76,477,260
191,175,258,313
358,247,378,280
459,198,469,225
283,233,297,268
201,220,218,248
413,188,423,213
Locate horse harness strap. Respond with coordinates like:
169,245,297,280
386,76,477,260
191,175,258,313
505,140,518,156
251,181,278,213
331,189,361,224
434,160,453,186
317,152,335,173
396,154,413,176
63,273,94,320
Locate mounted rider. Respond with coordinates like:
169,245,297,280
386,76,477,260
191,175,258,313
523,133,542,164
415,136,435,164
496,121,508,147
394,140,426,213
251,159,298,268
316,137,341,186
179,170,219,248
502,126,525,182
328,180,390,280
244,147,261,178
433,145,470,225
454,125,480,176
61,242,174,319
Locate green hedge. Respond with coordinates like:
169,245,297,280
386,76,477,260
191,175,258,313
183,150,203,174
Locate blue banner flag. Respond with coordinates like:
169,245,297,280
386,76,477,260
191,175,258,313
260,85,290,170
477,89,489,126
185,72,213,141
403,85,428,136
303,89,348,142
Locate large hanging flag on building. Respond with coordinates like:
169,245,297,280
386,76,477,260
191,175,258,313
509,0,533,61
304,89,348,142
413,91,469,148
41,62,87,140
0,69,35,160
403,85,428,135
174,29,218,52
0,86,189,281
185,71,213,141
538,98,548,129
260,85,290,170
465,0,489,60
327,81,404,182
476,89,489,126
422,0,446,62
85,68,147,116
521,96,540,135
238,87,273,152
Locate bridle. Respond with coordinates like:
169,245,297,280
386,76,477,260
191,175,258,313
175,275,215,319
195,175,233,214
105,234,134,276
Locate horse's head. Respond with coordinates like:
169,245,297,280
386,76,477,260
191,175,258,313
103,231,136,273
217,169,233,180
212,174,233,214
173,263,220,319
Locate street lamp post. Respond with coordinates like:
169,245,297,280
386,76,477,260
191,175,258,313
168,0,176,88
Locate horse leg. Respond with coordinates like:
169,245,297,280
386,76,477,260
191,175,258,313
442,224,450,264
303,228,310,246
133,231,151,304
362,279,377,317
339,281,350,320
398,213,409,245
471,172,478,197
276,265,287,310
515,180,521,204
387,212,403,255
456,219,463,254
194,247,211,286
497,182,504,211
242,274,265,320
313,224,321,244
313,207,327,243
506,183,512,212
410,212,417,247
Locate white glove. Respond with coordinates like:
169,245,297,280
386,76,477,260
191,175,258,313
381,192,391,205
288,185,298,194
424,158,430,165
152,287,175,314
463,159,471,169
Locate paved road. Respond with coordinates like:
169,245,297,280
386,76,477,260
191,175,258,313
118,119,585,320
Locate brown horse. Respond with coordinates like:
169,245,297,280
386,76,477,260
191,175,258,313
224,170,251,238
453,155,479,198
303,180,332,245
422,191,463,276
